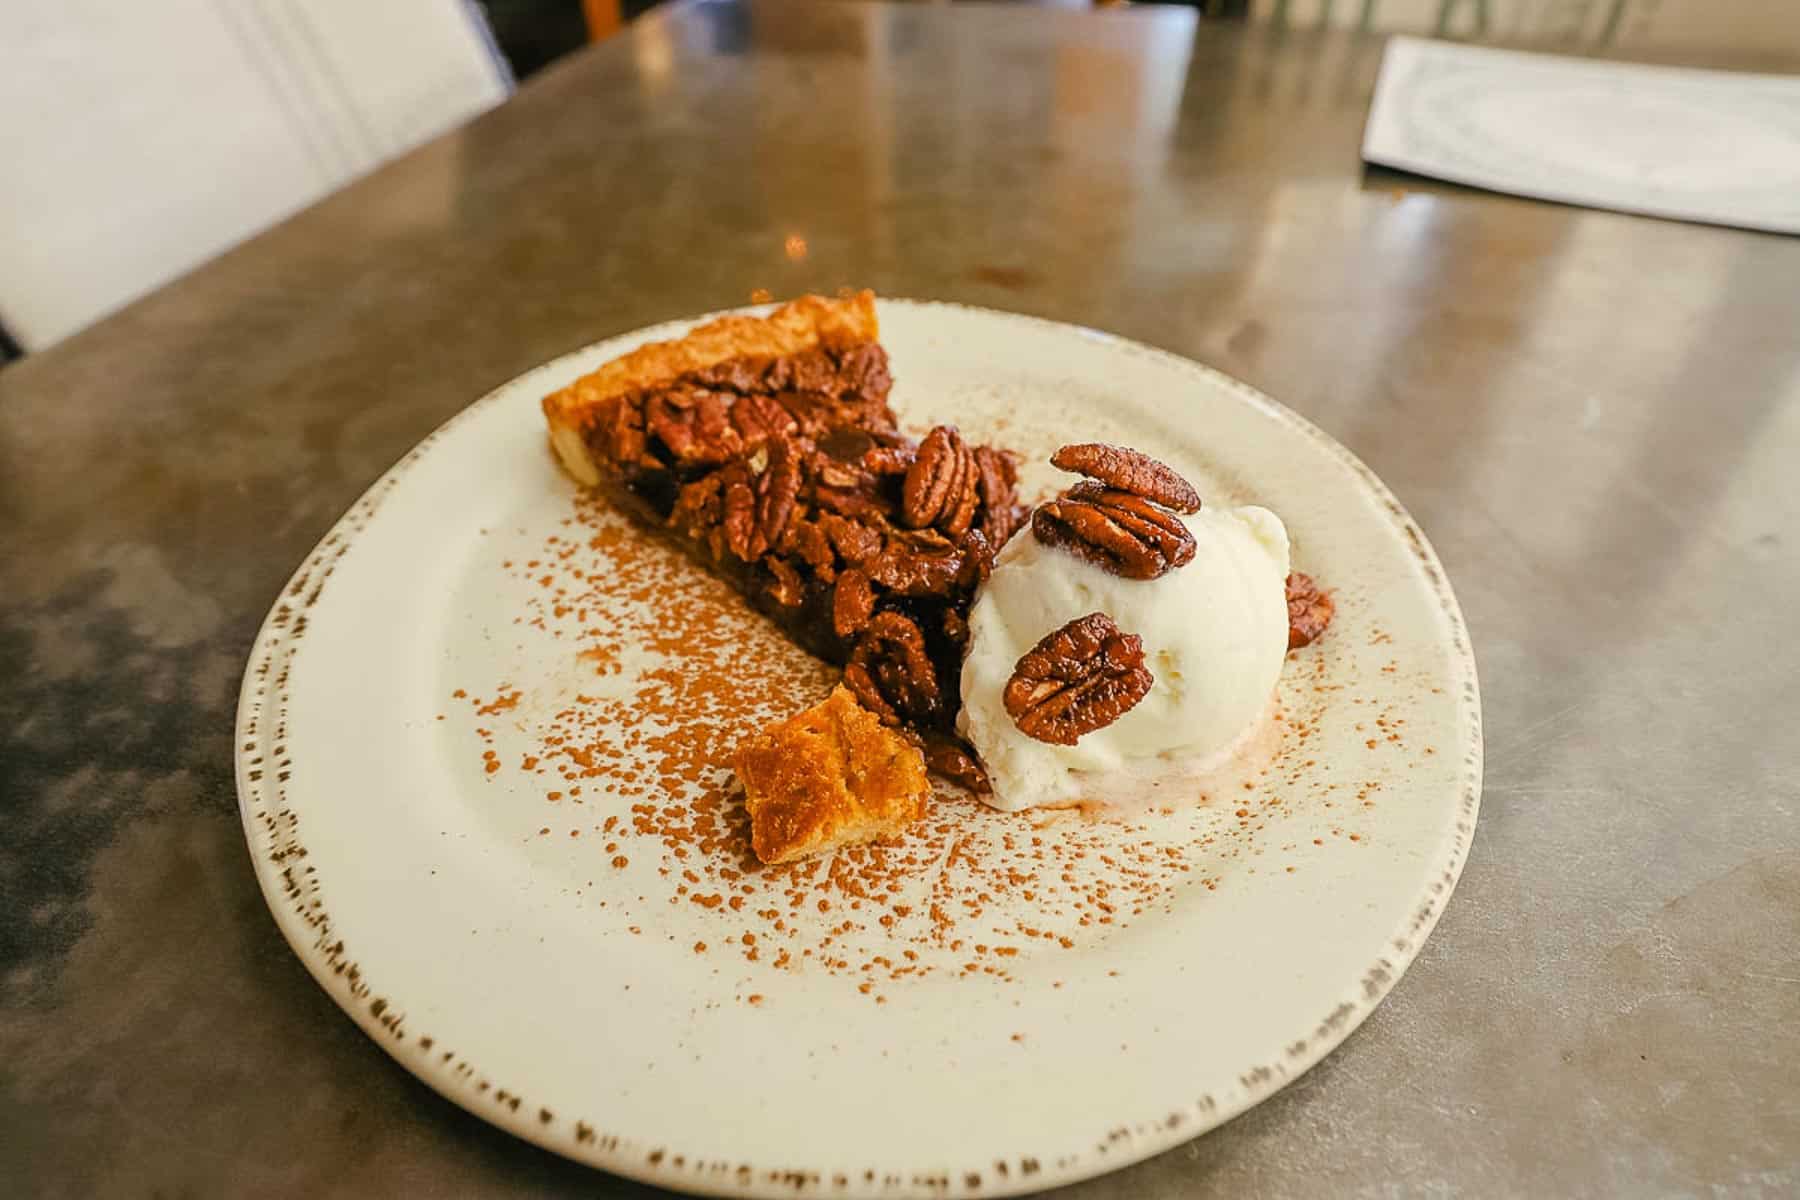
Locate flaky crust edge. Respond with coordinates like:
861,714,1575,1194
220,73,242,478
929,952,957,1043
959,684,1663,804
732,686,929,865
541,291,881,486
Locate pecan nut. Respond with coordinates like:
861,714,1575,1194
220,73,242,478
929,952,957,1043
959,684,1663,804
720,462,757,560
784,350,840,395
684,356,766,394
922,738,992,793
591,395,654,471
670,472,724,540
836,341,894,401
902,425,978,536
1003,613,1153,745
757,439,803,551
648,390,738,466
815,461,867,489
1285,571,1335,649
947,527,995,592
1050,443,1201,514
728,392,798,445
786,517,836,578
767,558,807,608
863,443,916,477
869,530,969,597
1032,484,1196,580
812,481,884,521
819,513,882,566
722,438,804,561
974,446,1026,547
845,612,942,726
832,568,876,638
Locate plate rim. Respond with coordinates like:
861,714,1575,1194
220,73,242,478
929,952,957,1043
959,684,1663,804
235,298,1484,1198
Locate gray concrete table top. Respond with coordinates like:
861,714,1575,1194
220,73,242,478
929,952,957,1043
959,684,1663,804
3,2,1797,1195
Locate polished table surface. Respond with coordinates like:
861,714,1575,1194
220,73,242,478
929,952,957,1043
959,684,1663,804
4,2,1798,1195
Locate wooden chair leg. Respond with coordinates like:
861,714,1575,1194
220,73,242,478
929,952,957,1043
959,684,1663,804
583,0,622,41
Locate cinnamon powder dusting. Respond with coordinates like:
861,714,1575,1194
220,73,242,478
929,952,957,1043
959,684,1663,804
448,492,1395,1001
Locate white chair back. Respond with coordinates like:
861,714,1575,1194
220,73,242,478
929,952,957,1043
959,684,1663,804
0,0,512,351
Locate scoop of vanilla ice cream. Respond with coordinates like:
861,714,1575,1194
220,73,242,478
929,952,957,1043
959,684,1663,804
958,504,1291,811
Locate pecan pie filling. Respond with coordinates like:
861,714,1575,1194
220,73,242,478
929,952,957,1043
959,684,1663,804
543,293,1025,810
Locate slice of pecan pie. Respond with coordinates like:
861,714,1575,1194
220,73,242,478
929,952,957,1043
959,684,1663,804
542,293,1026,790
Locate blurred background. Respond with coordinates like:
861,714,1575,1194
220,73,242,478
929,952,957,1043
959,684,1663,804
2,0,1793,362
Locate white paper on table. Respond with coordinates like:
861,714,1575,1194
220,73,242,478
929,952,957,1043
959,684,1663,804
1362,36,1800,236
0,0,511,351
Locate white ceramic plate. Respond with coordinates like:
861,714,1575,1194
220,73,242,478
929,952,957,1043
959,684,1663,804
237,300,1481,1197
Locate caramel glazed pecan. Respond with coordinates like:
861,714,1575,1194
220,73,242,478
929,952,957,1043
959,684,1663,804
1002,443,1201,745
575,340,1026,789
1011,441,1333,745
1004,613,1154,746
1032,443,1201,581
